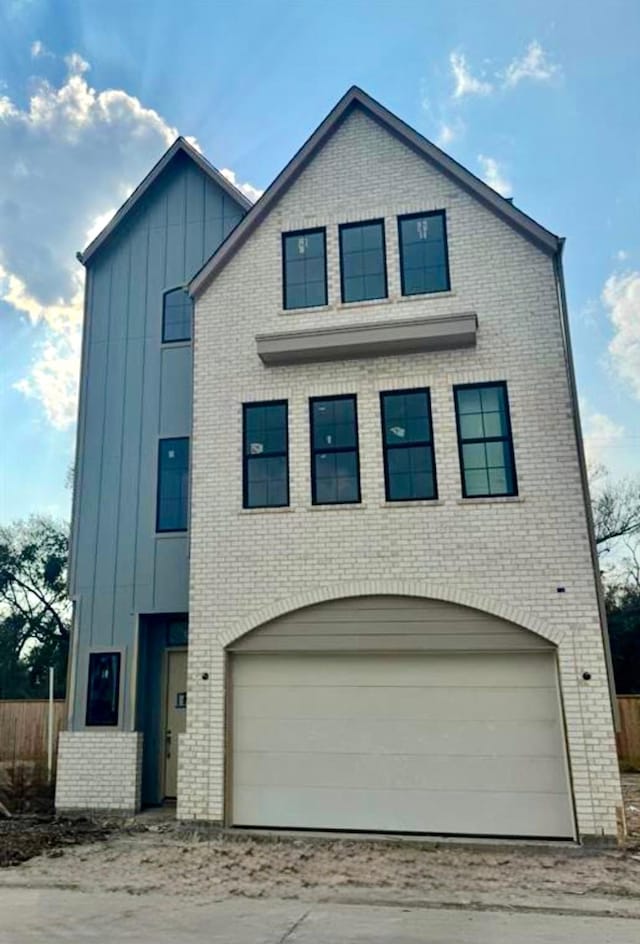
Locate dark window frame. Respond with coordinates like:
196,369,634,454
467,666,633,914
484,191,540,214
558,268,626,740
156,437,190,533
338,218,388,304
309,394,361,506
282,227,328,310
242,399,290,509
161,286,192,343
85,651,121,727
397,209,451,297
380,388,438,502
453,381,518,499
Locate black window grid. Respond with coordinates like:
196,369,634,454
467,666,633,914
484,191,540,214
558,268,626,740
282,227,328,310
242,400,290,509
309,394,361,505
380,388,438,501
339,218,388,304
397,209,451,296
162,287,192,343
156,437,189,532
454,381,518,498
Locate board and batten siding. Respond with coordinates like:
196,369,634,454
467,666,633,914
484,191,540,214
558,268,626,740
69,150,246,729
229,596,553,653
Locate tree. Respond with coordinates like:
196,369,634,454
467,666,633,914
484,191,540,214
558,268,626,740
590,465,640,549
0,517,70,699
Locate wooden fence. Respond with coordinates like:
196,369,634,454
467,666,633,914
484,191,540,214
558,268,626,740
0,700,66,766
617,696,640,769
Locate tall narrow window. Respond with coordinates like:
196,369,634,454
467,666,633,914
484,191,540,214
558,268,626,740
339,220,387,303
380,389,437,501
282,228,327,310
86,652,120,726
310,395,360,505
243,401,289,508
398,210,450,296
454,382,517,498
162,288,192,342
156,437,189,532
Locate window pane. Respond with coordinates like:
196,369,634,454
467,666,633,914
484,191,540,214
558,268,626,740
163,288,192,342
455,384,516,497
382,391,430,445
340,221,386,303
157,439,189,531
86,652,120,726
311,396,360,505
399,212,449,297
244,403,288,508
284,230,327,309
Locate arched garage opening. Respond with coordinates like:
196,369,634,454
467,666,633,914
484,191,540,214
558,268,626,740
226,595,575,839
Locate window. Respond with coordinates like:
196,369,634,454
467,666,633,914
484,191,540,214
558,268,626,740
398,210,450,296
162,288,192,342
380,389,437,501
243,401,289,508
339,220,387,303
86,652,120,726
454,382,517,498
282,228,327,310
156,438,189,531
310,395,360,505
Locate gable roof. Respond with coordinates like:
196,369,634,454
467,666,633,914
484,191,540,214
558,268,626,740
189,86,562,298
78,136,253,266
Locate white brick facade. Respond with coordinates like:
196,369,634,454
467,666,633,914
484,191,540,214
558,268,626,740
56,732,142,814
182,107,623,840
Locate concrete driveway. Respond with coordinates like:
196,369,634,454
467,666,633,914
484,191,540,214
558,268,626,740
0,889,638,944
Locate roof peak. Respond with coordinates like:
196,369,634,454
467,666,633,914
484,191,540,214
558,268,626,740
78,135,252,266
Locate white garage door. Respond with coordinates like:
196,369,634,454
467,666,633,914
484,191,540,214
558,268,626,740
231,652,574,838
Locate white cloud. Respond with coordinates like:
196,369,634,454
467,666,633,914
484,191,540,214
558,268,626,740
616,249,629,262
602,271,640,399
503,41,560,88
581,406,625,470
30,40,53,60
450,52,493,99
0,50,258,428
435,118,465,149
220,168,263,203
477,154,512,197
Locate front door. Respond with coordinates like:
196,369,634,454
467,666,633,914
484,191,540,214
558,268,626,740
164,649,187,798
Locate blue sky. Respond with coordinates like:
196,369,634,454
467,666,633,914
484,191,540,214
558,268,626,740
1,0,638,524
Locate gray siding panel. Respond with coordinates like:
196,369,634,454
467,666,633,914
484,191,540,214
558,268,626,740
230,596,552,653
71,151,247,728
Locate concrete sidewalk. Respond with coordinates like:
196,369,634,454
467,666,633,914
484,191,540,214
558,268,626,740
0,889,638,944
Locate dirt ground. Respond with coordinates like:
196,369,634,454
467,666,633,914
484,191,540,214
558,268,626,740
1,774,638,906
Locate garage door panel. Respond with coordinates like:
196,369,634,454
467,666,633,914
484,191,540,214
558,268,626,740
231,651,574,838
235,684,560,722
234,751,570,794
235,652,553,689
233,785,572,837
234,717,564,758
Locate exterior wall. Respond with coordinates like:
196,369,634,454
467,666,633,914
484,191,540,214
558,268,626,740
68,151,245,734
56,731,142,813
185,107,623,839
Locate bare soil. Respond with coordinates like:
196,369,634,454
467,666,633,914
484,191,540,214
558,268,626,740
1,775,638,905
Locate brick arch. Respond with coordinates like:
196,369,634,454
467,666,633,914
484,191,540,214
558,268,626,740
220,579,562,649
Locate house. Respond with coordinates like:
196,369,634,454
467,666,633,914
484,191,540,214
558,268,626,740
56,87,624,842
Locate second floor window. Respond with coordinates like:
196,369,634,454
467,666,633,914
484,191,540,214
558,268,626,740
162,288,192,342
339,220,387,303
454,382,517,498
282,228,327,310
243,401,289,508
310,395,360,505
398,210,450,296
157,437,189,532
380,389,437,501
